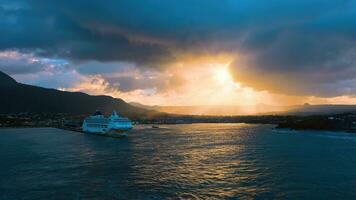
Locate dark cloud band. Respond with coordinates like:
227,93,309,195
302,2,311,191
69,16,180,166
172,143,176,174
1,0,356,96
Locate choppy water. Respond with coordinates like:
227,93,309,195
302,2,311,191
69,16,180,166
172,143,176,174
1,124,356,199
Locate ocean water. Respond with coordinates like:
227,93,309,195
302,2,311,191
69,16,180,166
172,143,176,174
1,124,356,199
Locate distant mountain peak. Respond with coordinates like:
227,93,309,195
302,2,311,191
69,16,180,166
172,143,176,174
0,71,17,86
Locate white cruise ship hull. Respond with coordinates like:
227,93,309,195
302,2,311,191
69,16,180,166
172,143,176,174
84,128,132,138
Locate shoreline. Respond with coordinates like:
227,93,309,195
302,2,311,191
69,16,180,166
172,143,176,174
274,127,356,134
2,125,356,135
1,124,354,133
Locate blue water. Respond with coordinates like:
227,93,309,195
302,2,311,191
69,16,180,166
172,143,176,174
1,124,356,199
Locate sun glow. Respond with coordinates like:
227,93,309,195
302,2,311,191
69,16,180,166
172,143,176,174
213,64,241,90
215,67,231,83
62,57,273,108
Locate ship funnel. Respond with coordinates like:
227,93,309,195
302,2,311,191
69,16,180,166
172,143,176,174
112,110,119,117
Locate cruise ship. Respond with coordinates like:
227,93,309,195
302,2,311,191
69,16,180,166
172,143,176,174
82,110,133,137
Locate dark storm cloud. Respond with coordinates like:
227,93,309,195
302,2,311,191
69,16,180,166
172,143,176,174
71,61,186,93
1,0,356,96
0,0,174,65
230,2,356,97
74,61,136,75
104,73,186,93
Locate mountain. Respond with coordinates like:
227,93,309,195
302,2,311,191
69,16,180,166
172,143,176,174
130,101,356,116
0,71,158,118
283,104,356,115
129,102,289,115
0,71,17,86
3,70,355,118
128,102,159,111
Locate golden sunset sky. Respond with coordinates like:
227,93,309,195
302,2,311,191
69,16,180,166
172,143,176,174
2,0,356,109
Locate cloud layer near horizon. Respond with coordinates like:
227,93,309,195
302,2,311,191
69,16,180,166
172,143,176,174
1,0,356,103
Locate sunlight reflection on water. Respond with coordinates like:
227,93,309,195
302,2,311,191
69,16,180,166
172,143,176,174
1,124,356,199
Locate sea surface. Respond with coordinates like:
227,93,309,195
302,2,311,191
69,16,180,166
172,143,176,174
1,124,356,199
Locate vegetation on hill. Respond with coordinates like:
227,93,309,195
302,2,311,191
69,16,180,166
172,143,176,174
0,71,159,118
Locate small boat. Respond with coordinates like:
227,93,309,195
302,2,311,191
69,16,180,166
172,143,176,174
152,125,159,128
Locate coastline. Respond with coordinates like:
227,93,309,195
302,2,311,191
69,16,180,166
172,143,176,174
274,127,356,134
0,118,356,133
